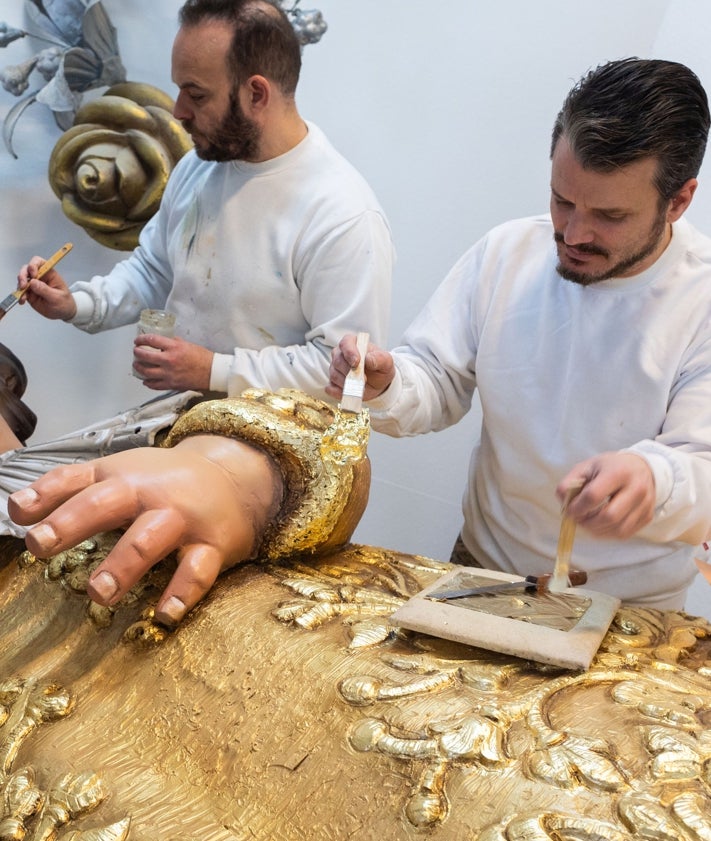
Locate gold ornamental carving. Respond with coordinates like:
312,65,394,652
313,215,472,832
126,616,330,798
48,82,193,251
0,535,710,839
162,388,372,561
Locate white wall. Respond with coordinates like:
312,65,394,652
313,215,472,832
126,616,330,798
0,0,710,615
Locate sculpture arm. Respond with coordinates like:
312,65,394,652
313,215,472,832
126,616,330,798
8,390,371,625
8,433,284,626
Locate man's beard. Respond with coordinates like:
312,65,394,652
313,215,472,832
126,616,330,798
554,208,668,286
184,93,260,163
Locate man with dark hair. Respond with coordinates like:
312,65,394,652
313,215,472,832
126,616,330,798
18,0,392,401
552,59,708,203
179,0,303,99
329,58,711,610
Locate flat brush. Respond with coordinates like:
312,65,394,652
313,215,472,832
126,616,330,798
548,479,585,593
339,331,369,414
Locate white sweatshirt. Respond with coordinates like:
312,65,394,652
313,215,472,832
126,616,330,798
69,122,394,398
370,215,711,609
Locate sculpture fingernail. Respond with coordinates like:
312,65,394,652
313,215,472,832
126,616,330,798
10,487,39,508
156,596,187,626
89,570,120,603
28,523,59,551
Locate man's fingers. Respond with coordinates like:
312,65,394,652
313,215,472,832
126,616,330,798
337,334,360,367
566,485,610,520
327,345,354,399
575,484,654,538
153,543,223,626
87,508,186,606
135,334,173,352
22,257,45,280
329,349,352,380
141,378,168,391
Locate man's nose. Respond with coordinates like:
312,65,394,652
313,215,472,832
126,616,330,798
562,212,595,245
172,93,190,121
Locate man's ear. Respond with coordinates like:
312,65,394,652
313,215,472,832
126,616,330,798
667,178,697,222
241,75,271,114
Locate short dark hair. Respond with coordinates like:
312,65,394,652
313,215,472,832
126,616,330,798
551,58,710,201
178,0,301,95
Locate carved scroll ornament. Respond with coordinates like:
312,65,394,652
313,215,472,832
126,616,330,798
0,533,710,840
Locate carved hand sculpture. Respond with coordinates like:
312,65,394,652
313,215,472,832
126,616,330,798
8,389,371,626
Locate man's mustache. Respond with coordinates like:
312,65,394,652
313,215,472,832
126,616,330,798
554,232,608,257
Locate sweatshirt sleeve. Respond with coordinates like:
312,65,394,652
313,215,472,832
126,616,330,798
626,311,711,545
69,176,177,332
368,245,480,436
213,209,394,397
626,439,711,545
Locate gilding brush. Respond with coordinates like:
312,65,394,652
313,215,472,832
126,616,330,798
0,242,73,320
339,331,369,414
548,479,585,592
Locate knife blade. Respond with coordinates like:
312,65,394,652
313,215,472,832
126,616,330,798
428,569,588,601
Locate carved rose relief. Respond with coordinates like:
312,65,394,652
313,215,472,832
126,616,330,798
48,82,193,250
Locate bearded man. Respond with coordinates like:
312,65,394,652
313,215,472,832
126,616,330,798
15,0,392,413
0,0,392,547
329,58,711,611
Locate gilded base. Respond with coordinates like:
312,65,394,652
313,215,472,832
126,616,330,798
0,536,710,840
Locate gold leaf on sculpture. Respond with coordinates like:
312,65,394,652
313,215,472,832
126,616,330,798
48,81,193,250
2,534,711,838
525,732,627,791
670,792,711,838
478,813,632,841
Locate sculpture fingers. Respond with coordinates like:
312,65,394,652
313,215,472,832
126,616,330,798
21,477,140,557
87,508,186,607
8,462,103,526
154,544,223,627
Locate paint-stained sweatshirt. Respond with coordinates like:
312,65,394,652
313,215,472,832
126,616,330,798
70,122,394,398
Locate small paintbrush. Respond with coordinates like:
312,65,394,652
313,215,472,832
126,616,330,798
339,331,369,414
0,242,73,321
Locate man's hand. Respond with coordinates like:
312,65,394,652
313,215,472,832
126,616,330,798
17,257,77,320
133,335,214,391
326,333,396,402
557,451,656,539
8,435,283,626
